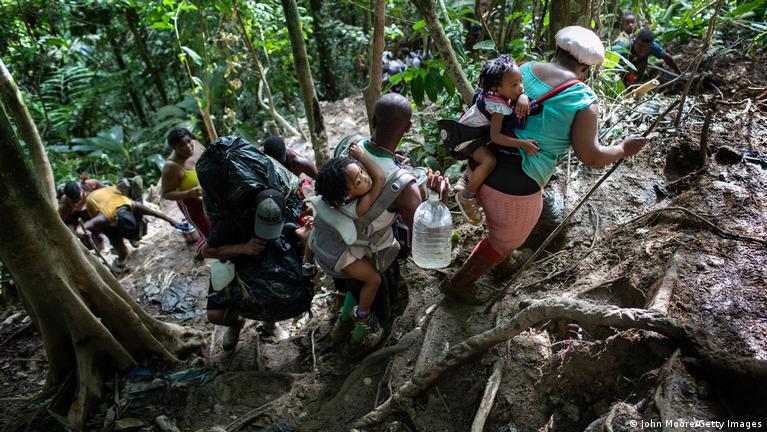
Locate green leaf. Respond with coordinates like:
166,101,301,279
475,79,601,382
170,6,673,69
42,37,68,48
389,73,403,85
412,20,426,31
602,50,621,68
425,68,443,103
442,71,455,98
472,40,497,51
181,46,203,66
729,0,764,17
151,21,174,30
411,75,425,106
156,105,188,120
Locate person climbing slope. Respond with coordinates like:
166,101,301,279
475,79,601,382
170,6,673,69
161,128,211,253
77,185,183,269
441,26,649,304
311,142,387,349
454,54,539,225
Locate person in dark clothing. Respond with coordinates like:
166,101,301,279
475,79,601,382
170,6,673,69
614,27,682,85
261,136,318,179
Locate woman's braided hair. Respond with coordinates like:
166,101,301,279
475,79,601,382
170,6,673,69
478,54,518,93
315,156,355,207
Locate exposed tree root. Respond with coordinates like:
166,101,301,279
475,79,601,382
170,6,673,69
470,357,503,432
323,327,424,412
625,206,767,247
0,116,207,431
354,297,767,428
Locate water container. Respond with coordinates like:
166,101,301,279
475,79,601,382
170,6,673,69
412,190,453,268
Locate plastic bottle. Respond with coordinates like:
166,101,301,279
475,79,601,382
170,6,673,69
412,189,453,268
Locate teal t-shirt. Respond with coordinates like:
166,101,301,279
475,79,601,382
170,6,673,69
513,62,598,187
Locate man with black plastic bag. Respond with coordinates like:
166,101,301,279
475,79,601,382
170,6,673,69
197,137,314,352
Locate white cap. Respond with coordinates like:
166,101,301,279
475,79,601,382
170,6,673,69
555,26,605,66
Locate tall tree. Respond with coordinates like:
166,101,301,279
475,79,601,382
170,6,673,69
0,95,204,430
411,0,475,106
548,0,593,49
363,0,386,129
233,1,299,137
0,59,56,204
106,26,150,127
307,0,339,100
280,0,330,166
124,6,170,105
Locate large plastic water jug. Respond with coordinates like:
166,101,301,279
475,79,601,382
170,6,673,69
412,190,453,268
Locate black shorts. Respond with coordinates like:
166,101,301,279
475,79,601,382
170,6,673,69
206,280,229,311
468,145,540,196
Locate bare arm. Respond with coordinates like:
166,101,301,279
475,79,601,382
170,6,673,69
79,214,109,235
393,182,423,233
489,113,539,155
352,147,386,217
293,155,318,179
161,163,199,201
571,102,648,166
133,202,181,226
662,52,682,75
201,238,265,259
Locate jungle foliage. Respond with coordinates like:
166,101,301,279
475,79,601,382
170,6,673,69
0,0,764,186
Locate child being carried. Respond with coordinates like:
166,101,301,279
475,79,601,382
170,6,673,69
456,55,539,225
312,142,386,348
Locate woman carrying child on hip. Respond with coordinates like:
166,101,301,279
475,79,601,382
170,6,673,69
456,55,540,225
313,142,386,346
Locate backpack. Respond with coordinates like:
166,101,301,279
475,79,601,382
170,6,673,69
438,79,582,160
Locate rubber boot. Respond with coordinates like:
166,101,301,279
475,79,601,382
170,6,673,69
331,292,357,345
440,239,504,304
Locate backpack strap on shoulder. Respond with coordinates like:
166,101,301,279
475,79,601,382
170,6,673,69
359,169,415,225
536,79,582,103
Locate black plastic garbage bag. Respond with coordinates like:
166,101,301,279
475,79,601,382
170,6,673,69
223,233,313,321
197,136,312,320
196,136,300,226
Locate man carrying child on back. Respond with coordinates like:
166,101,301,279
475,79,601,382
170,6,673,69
310,93,449,357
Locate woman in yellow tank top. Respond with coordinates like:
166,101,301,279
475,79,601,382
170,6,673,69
161,128,212,250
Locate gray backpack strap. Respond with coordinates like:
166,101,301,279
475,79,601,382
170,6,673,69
359,169,416,225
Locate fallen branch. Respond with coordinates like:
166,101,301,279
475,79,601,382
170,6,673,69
484,100,681,313
624,206,767,247
353,297,767,428
470,357,504,432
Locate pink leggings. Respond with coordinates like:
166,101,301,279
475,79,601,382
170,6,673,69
479,185,542,255
477,180,543,256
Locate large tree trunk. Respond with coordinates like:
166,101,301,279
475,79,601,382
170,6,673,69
0,103,204,430
281,0,330,166
106,27,149,128
124,7,169,105
233,1,299,137
308,0,339,101
363,0,386,131
411,0,475,106
548,0,592,49
0,60,56,205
